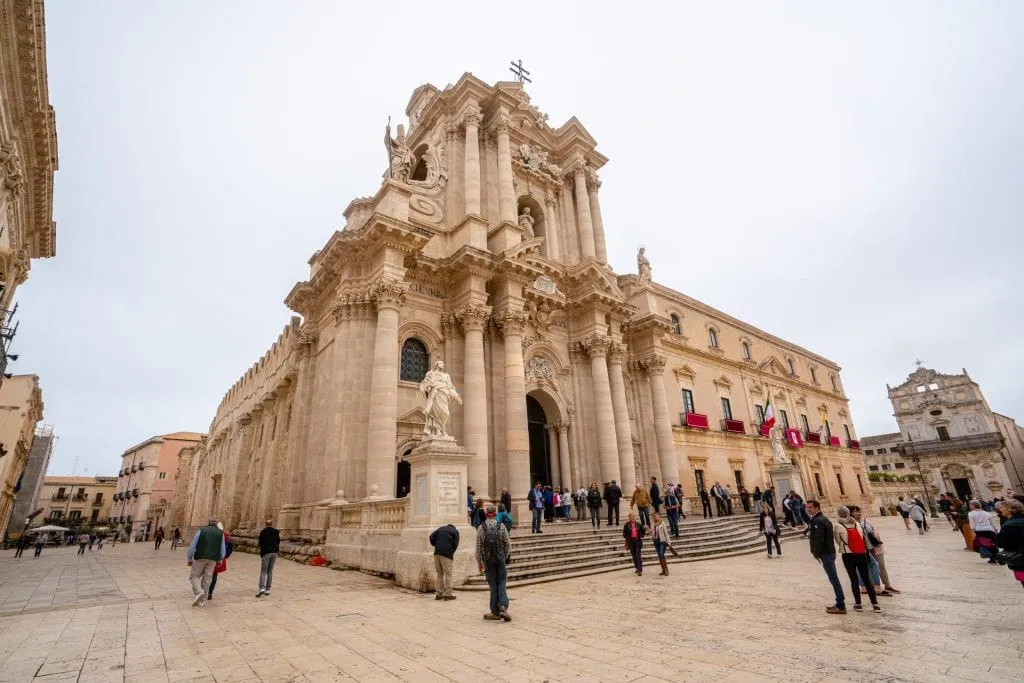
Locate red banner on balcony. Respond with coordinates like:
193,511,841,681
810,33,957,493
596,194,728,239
849,439,860,449
685,412,710,429
760,424,771,437
786,428,804,448
805,431,821,444
829,436,841,447
724,419,745,434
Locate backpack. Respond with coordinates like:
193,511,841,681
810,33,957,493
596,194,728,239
481,522,504,563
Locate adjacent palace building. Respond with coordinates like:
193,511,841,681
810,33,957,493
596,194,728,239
173,74,870,537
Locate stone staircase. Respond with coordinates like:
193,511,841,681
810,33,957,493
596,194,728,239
460,514,804,590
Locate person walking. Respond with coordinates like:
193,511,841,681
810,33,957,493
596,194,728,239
649,477,662,514
739,486,751,513
256,519,280,597
909,499,927,534
14,534,29,558
896,497,911,530
938,494,956,529
851,506,892,597
664,486,681,539
77,533,89,556
171,528,181,550
475,505,511,621
543,486,554,524
673,483,687,519
561,487,572,521
187,518,226,607
631,484,652,528
429,522,459,601
499,488,512,516
605,480,622,527
623,512,646,576
763,485,776,511
527,482,544,534
154,527,165,551
752,487,763,514
994,499,1024,589
650,512,673,576
574,487,587,521
834,506,880,612
699,486,712,519
470,499,486,528
759,502,782,558
968,500,997,562
34,534,45,558
207,524,232,601
807,500,846,614
587,483,603,529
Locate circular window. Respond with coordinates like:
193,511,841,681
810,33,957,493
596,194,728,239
929,409,942,416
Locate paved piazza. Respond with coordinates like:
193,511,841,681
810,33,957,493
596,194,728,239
0,517,1020,683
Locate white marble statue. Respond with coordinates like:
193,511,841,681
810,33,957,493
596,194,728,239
637,247,652,286
770,426,791,464
420,360,462,439
518,206,536,239
385,123,413,181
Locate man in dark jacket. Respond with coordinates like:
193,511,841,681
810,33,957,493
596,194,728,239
699,487,712,518
806,500,846,614
256,519,280,598
649,477,662,514
187,518,226,607
429,523,460,601
605,480,622,526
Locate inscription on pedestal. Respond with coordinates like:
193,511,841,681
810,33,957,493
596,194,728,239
414,473,428,515
437,472,461,517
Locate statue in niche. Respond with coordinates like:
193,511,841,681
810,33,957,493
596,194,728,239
518,206,536,239
385,122,413,182
420,360,462,439
637,246,652,286
770,426,791,464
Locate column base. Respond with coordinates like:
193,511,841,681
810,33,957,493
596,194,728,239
394,526,477,592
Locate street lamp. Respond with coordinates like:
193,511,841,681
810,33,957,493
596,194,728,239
908,450,939,518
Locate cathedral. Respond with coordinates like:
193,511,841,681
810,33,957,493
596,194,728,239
172,73,871,537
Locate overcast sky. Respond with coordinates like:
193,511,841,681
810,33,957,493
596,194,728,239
18,1,1023,475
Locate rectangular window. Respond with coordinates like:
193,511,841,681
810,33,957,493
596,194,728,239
881,464,891,471
755,404,765,425
681,389,695,415
800,414,810,437
694,469,705,491
813,473,824,497
69,511,81,520
94,493,103,504
937,426,950,441
868,465,879,471
864,449,875,455
877,448,887,454
52,510,63,519
721,398,732,420
843,424,852,441
856,474,865,494
158,472,167,480
894,462,906,469
734,470,744,490
780,410,789,430
836,473,845,496
810,367,818,384
90,510,99,523
57,487,65,497
831,375,839,391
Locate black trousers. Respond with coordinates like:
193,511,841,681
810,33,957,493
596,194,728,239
765,532,781,555
627,540,643,573
702,500,712,518
841,553,877,605
607,502,620,526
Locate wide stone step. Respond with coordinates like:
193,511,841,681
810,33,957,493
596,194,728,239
509,525,764,550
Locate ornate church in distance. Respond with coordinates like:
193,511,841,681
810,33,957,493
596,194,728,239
171,73,871,537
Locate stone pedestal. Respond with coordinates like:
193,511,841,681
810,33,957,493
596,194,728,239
394,438,477,592
769,463,805,502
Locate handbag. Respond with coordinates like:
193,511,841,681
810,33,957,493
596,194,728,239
995,550,1024,569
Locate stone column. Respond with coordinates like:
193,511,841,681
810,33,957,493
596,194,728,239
365,279,406,499
557,423,572,491
456,304,491,499
498,310,530,498
607,343,637,494
582,335,620,485
547,424,562,488
493,115,516,224
644,355,679,486
462,107,482,216
587,169,608,264
573,165,596,259
545,191,561,261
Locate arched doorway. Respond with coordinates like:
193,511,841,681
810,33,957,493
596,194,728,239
526,395,552,486
395,448,412,498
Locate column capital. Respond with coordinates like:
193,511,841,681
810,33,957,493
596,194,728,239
455,304,491,332
461,106,482,130
586,167,601,192
371,278,407,312
607,341,627,364
579,334,611,358
489,113,511,135
496,309,528,337
640,354,668,375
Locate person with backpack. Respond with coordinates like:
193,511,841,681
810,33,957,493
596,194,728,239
429,523,459,601
896,497,911,530
664,486,681,539
475,505,511,622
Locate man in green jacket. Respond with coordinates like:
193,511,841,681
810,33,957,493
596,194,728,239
187,518,226,607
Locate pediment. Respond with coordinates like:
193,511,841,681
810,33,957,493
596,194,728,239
397,407,426,426
673,364,696,381
795,395,808,407
759,356,789,376
750,384,763,396
713,375,733,390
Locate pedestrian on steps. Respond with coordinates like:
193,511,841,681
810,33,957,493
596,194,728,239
650,512,672,576
631,484,652,528
664,486,681,538
605,480,622,526
587,483,603,529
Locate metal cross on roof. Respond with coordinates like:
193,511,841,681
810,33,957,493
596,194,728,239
915,359,923,367
509,59,532,84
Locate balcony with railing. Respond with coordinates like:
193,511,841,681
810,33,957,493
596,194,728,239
722,419,746,435
902,432,1005,457
680,413,710,429
72,493,87,501
51,493,68,501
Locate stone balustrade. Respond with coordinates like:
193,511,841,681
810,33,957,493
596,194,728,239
329,498,408,534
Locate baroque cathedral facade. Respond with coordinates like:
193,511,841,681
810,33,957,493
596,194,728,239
172,74,870,536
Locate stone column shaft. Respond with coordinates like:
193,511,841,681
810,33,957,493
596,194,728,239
573,167,596,259
500,313,530,497
545,196,561,261
547,425,562,488
558,424,572,491
463,110,482,216
588,181,608,264
365,285,405,499
458,307,490,498
495,117,517,224
585,337,620,485
607,349,637,494
646,357,679,486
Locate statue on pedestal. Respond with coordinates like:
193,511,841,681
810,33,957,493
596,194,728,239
770,426,791,464
637,247,652,286
420,360,462,439
518,206,536,239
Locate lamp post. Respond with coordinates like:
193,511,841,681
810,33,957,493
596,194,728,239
908,450,938,518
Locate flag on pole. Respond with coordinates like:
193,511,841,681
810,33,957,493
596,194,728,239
819,412,830,440
763,393,775,429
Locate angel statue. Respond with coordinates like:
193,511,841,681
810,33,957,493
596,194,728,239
770,426,791,464
385,122,414,182
637,246,652,286
518,206,536,239
420,360,462,439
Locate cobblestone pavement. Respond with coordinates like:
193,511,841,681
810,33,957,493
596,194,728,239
0,517,1020,682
